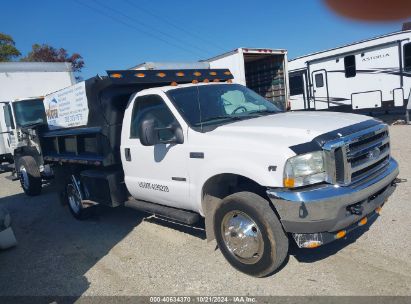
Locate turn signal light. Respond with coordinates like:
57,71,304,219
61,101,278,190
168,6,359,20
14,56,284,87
335,230,347,239
110,73,123,78
304,241,322,248
135,73,145,78
375,207,382,214
283,178,295,188
358,217,368,226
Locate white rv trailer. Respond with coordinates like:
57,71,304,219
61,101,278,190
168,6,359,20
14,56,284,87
288,30,411,113
0,62,75,163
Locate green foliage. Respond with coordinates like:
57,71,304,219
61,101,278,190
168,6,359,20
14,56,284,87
0,32,21,62
21,43,84,74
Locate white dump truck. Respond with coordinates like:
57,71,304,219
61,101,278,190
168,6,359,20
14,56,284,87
0,62,75,164
16,69,399,277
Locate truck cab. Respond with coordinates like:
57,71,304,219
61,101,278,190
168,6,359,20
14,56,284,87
17,69,399,277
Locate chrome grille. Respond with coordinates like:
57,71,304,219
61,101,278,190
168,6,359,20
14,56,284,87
323,124,391,186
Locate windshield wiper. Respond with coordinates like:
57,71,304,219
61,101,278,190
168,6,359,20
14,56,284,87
199,115,246,124
247,110,278,116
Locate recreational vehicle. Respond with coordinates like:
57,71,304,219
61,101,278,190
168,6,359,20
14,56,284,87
288,30,411,113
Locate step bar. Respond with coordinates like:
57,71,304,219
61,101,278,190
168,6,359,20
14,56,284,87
125,199,200,225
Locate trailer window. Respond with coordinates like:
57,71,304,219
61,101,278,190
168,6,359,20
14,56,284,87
344,55,356,78
404,43,411,72
314,73,324,88
130,95,177,140
289,73,304,95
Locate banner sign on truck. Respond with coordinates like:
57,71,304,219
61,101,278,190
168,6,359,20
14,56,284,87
44,81,89,130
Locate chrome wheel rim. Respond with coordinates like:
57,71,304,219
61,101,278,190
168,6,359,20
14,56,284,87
221,210,264,264
67,184,81,214
19,166,29,190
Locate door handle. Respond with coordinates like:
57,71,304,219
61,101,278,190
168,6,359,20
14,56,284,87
124,148,131,161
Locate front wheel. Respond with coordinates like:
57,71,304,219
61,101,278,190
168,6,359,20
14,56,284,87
214,192,289,277
18,156,42,196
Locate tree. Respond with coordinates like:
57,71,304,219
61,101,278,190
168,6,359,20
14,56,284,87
0,33,21,62
21,43,84,75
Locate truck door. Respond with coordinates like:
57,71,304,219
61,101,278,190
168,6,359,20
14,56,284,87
312,70,329,110
121,94,191,210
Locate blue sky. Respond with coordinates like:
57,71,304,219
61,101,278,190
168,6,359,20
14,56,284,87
2,0,405,79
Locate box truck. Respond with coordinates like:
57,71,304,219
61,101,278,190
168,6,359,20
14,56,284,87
205,48,289,110
0,62,75,164
15,68,398,277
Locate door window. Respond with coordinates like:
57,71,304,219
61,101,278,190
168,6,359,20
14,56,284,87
314,73,324,88
3,104,15,129
130,95,177,141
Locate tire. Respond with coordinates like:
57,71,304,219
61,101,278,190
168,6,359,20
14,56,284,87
66,183,92,220
17,156,42,196
214,191,289,277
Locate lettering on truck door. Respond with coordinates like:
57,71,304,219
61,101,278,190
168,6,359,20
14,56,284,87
121,94,191,210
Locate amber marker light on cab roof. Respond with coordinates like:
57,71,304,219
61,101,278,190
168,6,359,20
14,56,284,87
209,71,217,76
224,71,231,75
335,230,347,239
176,72,185,77
193,71,202,76
358,217,368,226
110,73,123,78
157,72,166,78
135,73,145,78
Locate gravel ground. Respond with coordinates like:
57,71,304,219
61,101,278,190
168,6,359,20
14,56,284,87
0,125,410,297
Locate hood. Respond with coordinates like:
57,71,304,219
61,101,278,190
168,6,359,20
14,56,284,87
208,111,373,148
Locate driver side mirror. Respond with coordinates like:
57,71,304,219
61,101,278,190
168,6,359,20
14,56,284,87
139,117,184,146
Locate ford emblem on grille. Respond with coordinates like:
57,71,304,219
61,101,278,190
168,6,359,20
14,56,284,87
367,147,381,160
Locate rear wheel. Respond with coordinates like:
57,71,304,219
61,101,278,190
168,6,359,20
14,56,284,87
214,191,289,277
18,156,42,196
66,183,92,220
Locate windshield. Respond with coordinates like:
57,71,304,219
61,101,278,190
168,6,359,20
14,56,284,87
167,84,281,129
12,99,46,127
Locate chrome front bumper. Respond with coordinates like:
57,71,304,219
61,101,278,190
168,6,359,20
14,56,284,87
267,158,399,235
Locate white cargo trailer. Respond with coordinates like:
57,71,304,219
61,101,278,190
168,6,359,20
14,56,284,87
0,62,75,163
206,48,289,110
288,30,411,113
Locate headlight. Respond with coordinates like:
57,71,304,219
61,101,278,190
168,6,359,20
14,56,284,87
283,151,327,188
